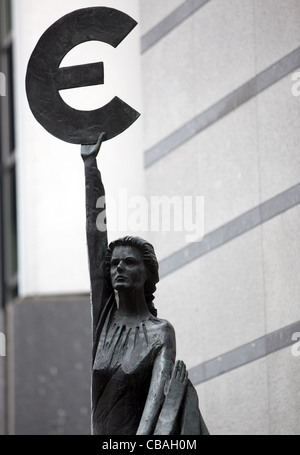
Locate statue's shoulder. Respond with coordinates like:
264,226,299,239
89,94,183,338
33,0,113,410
149,317,176,345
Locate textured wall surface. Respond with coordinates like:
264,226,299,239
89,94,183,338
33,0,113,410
12,299,91,435
140,0,300,435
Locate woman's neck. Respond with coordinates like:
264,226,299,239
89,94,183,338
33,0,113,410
117,288,151,322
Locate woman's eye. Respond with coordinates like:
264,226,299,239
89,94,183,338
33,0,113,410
125,258,136,265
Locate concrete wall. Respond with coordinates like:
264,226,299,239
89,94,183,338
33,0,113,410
140,0,300,435
11,298,91,435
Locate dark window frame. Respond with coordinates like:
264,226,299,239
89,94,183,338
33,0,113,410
0,0,18,307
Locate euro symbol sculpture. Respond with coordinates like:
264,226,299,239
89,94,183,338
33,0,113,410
26,7,140,144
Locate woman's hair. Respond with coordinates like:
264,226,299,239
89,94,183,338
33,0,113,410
105,236,159,317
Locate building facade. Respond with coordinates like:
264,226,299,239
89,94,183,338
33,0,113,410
0,0,299,435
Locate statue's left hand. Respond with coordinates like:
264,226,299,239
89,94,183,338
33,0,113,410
164,360,188,397
81,132,106,159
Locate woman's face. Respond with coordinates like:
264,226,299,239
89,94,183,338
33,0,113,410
110,245,147,292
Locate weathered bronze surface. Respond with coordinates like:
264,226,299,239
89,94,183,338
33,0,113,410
82,135,209,435
26,7,140,144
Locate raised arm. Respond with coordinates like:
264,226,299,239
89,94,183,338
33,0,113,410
81,133,109,340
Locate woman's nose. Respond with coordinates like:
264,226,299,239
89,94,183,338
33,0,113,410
117,262,124,272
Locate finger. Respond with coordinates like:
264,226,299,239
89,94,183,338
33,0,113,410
173,360,180,379
179,362,186,382
95,132,106,148
177,360,183,379
184,371,188,384
98,132,106,142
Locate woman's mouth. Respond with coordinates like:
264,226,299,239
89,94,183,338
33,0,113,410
115,275,126,281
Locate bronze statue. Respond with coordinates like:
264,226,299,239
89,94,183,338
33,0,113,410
25,6,209,436
82,134,209,436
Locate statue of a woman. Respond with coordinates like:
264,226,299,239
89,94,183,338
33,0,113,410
81,134,209,436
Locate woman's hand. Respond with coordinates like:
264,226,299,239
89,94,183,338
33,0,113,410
81,132,106,159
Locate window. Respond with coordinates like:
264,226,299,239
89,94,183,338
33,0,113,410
0,0,18,306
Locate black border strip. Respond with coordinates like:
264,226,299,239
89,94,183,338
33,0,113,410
141,0,211,54
159,183,300,278
188,321,300,385
145,47,300,168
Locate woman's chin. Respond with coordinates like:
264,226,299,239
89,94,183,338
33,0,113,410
114,282,130,291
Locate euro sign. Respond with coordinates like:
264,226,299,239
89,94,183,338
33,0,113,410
26,7,140,145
